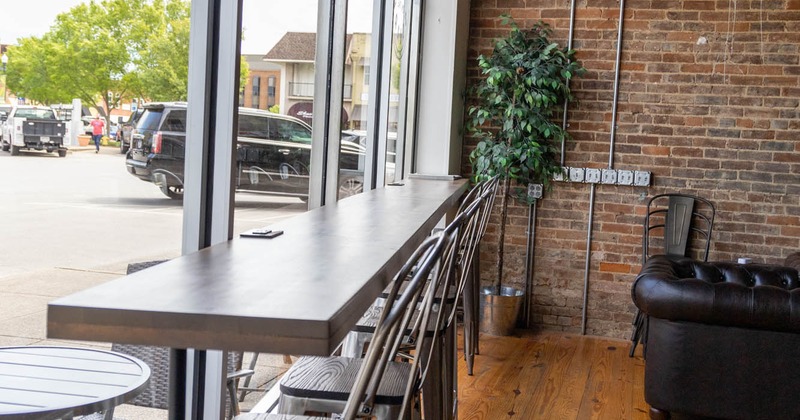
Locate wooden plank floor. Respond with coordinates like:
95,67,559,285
457,330,649,420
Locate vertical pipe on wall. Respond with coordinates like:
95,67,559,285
523,200,537,328
581,183,596,335
580,0,625,335
560,0,578,166
607,0,626,169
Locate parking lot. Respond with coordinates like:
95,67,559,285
0,146,307,417
0,146,307,277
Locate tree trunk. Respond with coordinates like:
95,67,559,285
494,174,511,291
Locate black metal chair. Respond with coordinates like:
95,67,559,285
110,260,254,418
628,193,716,357
276,230,457,419
338,178,497,419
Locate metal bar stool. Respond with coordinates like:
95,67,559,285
338,181,497,420
276,231,457,419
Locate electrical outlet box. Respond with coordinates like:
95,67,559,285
553,167,567,182
569,167,585,183
634,171,651,186
617,169,634,186
601,169,617,185
527,183,543,199
585,168,601,184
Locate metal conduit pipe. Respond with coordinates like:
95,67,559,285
607,0,626,169
581,184,596,335
581,0,626,335
523,200,537,328
523,0,578,331
560,0,578,166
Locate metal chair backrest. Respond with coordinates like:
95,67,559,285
643,193,716,263
475,176,500,242
343,232,453,419
442,176,499,314
442,183,497,328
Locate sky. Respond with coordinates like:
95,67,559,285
0,0,373,55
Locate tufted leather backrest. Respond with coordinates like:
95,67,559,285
632,255,800,333
671,259,800,290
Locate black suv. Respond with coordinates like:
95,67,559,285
126,102,365,200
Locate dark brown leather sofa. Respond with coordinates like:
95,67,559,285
632,253,800,419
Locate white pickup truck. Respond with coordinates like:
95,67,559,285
0,105,69,157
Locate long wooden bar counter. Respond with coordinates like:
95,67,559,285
47,178,467,356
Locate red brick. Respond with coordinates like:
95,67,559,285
642,146,671,156
781,226,800,238
599,263,634,274
684,1,715,10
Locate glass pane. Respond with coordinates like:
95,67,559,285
232,0,322,236
337,0,374,200
385,0,406,184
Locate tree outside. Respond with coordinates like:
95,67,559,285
5,0,248,119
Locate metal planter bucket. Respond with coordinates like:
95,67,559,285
479,286,524,336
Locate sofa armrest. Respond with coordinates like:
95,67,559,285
632,255,800,333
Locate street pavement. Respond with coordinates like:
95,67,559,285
0,145,307,417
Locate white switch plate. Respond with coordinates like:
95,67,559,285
634,171,651,186
585,168,601,183
601,169,617,185
569,167,585,183
617,170,634,186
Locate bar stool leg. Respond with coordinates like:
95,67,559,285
239,352,258,402
472,256,481,356
463,257,481,375
420,337,445,420
341,331,368,358
446,319,458,420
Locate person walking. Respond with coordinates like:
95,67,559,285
90,115,105,153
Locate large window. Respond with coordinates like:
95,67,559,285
331,0,421,200
267,76,276,107
251,76,260,109
385,0,407,183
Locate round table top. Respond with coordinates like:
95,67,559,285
0,346,151,419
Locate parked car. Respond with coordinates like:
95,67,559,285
118,108,144,154
109,122,119,140
0,105,12,123
1,105,69,157
126,102,365,200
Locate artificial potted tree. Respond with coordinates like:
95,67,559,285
467,16,585,335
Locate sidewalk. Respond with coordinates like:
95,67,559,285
0,258,291,418
68,143,114,153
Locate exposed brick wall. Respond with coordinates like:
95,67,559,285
466,0,800,338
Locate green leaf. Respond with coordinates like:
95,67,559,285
466,15,586,189
8,0,199,107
